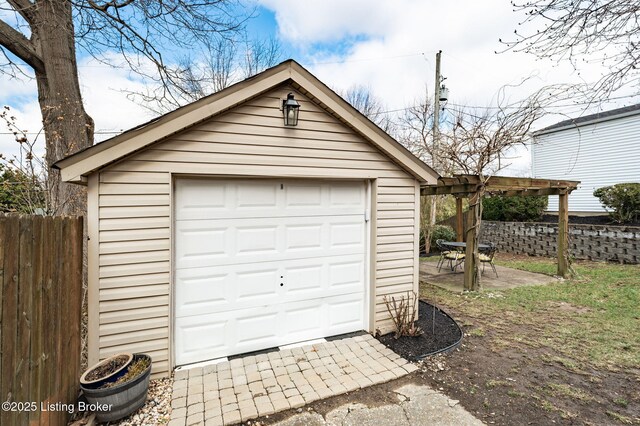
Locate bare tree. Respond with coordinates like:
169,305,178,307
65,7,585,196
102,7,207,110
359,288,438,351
138,35,282,114
0,106,47,213
397,88,451,254
502,0,640,95
438,84,576,290
398,88,434,164
341,84,395,134
241,36,282,78
0,1,245,214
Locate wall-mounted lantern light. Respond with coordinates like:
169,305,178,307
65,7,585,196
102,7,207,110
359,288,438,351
282,92,300,126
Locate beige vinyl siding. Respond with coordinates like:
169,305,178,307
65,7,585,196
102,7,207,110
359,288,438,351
96,170,171,377
94,84,419,377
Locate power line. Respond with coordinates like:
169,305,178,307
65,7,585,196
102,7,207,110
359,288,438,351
446,93,640,110
368,92,640,117
0,130,123,136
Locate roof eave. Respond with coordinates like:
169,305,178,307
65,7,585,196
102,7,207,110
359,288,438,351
57,60,438,184
534,106,640,137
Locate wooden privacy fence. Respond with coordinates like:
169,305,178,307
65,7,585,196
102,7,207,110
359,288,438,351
0,215,83,426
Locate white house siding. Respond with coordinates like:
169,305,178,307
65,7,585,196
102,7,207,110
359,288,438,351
533,113,640,212
94,84,419,377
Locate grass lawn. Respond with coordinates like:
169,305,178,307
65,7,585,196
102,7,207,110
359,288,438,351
419,254,640,425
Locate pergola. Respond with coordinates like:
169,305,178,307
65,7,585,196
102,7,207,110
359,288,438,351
421,174,580,290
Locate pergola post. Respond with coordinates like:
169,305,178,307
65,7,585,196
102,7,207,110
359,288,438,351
464,191,480,291
456,197,464,242
557,191,570,278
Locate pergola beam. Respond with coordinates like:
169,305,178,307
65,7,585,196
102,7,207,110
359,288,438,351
421,174,580,197
421,184,479,196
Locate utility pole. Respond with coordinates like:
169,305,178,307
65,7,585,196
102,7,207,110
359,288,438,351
432,49,442,171
425,50,442,254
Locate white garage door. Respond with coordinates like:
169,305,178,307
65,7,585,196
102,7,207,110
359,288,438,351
174,179,367,365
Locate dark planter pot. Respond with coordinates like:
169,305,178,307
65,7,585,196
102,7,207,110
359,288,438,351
80,353,152,423
80,352,133,389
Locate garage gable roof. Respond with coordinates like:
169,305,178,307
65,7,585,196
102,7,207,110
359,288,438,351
55,60,438,183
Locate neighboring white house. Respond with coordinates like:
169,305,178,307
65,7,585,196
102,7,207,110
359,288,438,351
532,104,640,213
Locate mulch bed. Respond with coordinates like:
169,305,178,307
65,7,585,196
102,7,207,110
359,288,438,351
376,300,462,361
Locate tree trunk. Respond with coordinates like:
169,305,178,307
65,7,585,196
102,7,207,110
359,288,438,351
423,195,437,254
32,0,94,215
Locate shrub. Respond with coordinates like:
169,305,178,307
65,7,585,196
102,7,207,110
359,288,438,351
420,225,456,251
482,195,547,222
0,164,46,214
593,183,640,223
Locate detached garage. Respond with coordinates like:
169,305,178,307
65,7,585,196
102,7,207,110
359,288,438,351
56,60,438,377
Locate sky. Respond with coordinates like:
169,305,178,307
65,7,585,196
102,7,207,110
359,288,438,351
1,0,639,176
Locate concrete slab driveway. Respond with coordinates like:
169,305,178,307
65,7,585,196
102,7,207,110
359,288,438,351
272,383,484,426
169,335,418,425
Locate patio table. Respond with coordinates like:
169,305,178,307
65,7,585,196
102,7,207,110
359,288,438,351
443,241,491,252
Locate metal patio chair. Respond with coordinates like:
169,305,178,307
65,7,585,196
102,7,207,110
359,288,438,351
479,242,498,277
436,239,465,272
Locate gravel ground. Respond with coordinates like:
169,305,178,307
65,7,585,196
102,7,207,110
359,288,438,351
106,378,173,426
69,378,173,425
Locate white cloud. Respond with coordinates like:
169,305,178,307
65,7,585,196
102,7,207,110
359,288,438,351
258,0,395,43
77,54,155,142
0,54,155,161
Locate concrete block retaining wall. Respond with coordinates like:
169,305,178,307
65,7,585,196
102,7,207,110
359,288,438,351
480,221,639,264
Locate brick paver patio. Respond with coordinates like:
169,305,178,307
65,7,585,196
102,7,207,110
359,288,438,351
168,334,418,426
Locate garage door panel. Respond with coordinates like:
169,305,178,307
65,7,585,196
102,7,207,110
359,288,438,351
327,297,364,331
175,294,365,365
176,264,279,317
236,268,280,301
177,254,363,318
175,179,227,220
174,271,230,318
285,184,322,207
285,264,323,294
283,305,322,335
174,178,367,366
329,260,364,289
174,316,228,365
236,311,279,344
175,216,365,270
236,182,278,209
285,223,323,250
236,225,278,255
329,222,365,248
174,226,227,267
175,180,365,220
280,255,363,301
329,184,365,207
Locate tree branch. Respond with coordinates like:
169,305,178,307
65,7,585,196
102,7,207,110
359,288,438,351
6,0,36,22
0,19,44,73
